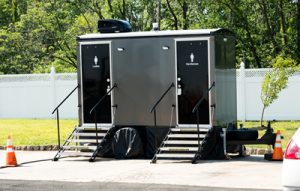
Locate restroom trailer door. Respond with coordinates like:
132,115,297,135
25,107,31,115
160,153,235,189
175,39,211,128
80,42,112,125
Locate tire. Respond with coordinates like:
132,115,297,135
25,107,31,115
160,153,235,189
112,127,144,159
226,128,258,141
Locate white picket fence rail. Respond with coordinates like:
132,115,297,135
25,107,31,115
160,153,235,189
0,66,299,120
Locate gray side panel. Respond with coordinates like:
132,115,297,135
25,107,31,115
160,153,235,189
214,36,237,126
112,38,176,126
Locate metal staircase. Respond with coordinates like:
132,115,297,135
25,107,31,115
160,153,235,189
53,125,110,161
151,127,209,163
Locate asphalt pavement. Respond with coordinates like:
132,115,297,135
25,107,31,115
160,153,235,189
0,180,278,191
0,151,282,191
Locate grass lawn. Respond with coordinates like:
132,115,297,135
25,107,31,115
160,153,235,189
0,119,299,149
0,119,77,146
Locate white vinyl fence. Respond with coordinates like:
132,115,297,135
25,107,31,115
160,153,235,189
0,66,299,120
237,63,300,121
0,68,78,119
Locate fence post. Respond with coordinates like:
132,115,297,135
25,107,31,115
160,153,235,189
240,62,246,122
50,66,56,116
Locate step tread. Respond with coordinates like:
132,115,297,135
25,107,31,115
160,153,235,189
164,140,202,145
160,147,198,152
62,145,97,150
67,139,103,143
168,134,206,138
75,126,110,131
73,132,106,137
58,151,94,157
156,153,195,158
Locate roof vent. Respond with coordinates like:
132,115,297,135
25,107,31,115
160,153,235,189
98,19,132,33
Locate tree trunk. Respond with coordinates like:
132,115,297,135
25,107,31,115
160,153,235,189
182,0,189,29
261,106,266,126
278,0,288,50
156,0,161,29
122,0,126,19
223,1,262,68
107,0,113,13
257,0,280,55
11,0,18,23
166,0,178,30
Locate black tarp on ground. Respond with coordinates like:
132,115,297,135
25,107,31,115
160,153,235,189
144,127,170,158
100,126,169,159
195,127,226,160
112,127,144,159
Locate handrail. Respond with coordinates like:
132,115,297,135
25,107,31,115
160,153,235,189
192,82,215,113
150,83,175,113
89,83,117,146
151,104,175,163
150,83,175,127
52,85,79,114
191,81,215,160
52,85,79,149
89,83,117,114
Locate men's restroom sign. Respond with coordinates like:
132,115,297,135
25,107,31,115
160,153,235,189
92,56,100,68
185,52,199,66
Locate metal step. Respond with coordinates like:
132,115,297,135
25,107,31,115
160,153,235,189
167,134,206,138
75,126,110,131
160,147,198,152
58,151,94,157
67,139,103,143
72,132,106,137
163,140,201,145
62,145,97,150
156,153,195,159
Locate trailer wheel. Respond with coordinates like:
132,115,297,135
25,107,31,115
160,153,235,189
112,127,144,159
226,128,258,141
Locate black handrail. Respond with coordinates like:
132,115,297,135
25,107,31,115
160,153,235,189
151,104,175,163
192,82,215,157
192,82,215,113
150,83,175,127
51,85,79,149
89,83,117,114
89,83,117,145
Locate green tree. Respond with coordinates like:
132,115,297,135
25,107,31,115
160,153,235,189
0,1,98,74
260,56,299,125
0,0,299,74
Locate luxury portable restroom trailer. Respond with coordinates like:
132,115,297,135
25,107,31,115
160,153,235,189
55,28,237,162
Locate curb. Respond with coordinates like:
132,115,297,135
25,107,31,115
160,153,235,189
0,146,272,154
0,145,59,151
246,148,273,155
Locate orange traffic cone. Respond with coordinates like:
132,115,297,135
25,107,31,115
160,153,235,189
272,130,283,161
6,135,18,167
